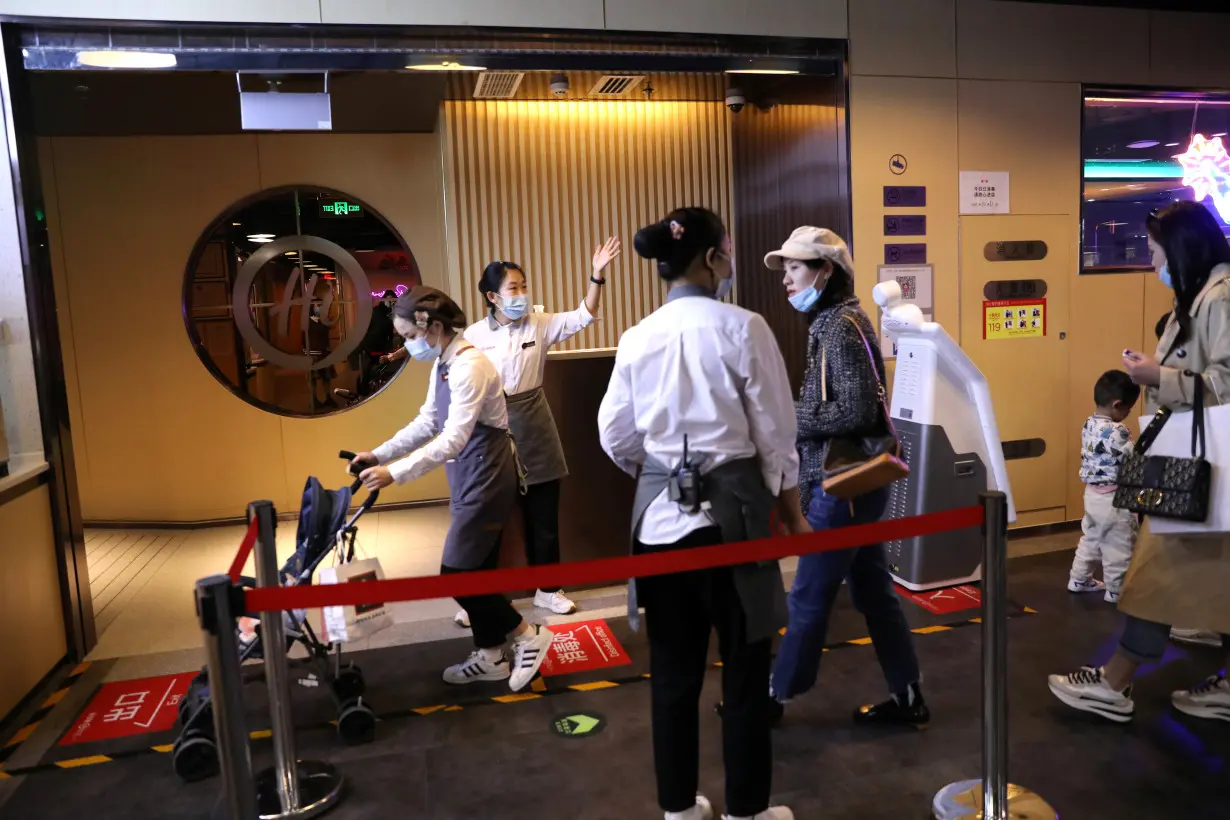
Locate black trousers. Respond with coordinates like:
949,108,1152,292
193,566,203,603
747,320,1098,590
522,479,563,592
637,527,774,817
442,537,522,650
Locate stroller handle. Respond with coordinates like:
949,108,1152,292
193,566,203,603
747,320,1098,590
338,450,381,510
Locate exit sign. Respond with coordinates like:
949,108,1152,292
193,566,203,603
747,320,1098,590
320,200,362,218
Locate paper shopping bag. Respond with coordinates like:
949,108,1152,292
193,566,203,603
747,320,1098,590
1138,404,1229,536
318,557,392,642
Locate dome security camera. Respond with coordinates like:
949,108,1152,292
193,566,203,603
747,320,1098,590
549,73,570,98
725,87,746,113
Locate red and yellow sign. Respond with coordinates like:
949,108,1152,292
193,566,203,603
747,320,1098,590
983,299,1045,340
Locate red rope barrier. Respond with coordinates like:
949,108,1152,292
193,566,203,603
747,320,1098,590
244,505,984,614
227,516,261,583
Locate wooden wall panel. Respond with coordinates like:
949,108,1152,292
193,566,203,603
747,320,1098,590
0,485,67,722
731,101,848,388
442,100,734,349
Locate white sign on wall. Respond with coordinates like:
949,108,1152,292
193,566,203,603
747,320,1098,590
959,171,1010,215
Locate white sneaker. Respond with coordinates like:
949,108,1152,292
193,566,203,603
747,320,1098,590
1047,666,1134,723
534,589,578,615
1169,628,1223,648
1172,674,1230,723
724,808,794,820
666,795,713,820
1104,590,1120,605
442,651,510,685
454,609,471,629
1067,578,1104,594
509,624,553,692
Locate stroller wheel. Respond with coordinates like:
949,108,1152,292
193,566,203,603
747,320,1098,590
333,664,365,701
336,697,376,746
172,729,219,782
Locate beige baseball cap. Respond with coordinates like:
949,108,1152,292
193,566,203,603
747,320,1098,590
763,226,855,277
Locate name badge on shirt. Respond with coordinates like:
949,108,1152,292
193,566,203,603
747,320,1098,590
521,341,537,350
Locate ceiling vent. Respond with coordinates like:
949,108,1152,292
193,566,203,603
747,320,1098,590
588,75,645,97
473,71,525,99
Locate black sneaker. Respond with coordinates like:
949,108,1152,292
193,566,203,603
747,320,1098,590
853,683,930,728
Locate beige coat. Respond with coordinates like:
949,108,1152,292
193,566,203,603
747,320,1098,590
1118,264,1230,634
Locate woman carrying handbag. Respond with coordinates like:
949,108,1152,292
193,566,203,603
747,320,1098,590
764,227,925,727
1049,200,1230,724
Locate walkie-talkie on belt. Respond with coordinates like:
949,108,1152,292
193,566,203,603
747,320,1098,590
669,434,703,514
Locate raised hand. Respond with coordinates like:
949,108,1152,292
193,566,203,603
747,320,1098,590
592,236,622,275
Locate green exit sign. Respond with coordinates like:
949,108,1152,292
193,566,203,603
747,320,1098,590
320,200,362,218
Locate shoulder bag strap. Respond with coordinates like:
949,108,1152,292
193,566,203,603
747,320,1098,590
1189,370,1207,460
1133,407,1171,456
841,314,898,440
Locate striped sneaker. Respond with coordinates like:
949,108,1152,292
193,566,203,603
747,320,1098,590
509,624,553,692
442,651,510,685
1172,675,1230,723
1048,666,1134,723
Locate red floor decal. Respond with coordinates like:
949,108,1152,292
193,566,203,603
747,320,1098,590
539,619,631,678
896,584,982,615
60,672,196,746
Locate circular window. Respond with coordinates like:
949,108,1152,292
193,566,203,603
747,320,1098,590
183,186,420,417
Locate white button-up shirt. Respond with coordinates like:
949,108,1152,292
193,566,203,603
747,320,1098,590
463,303,597,396
598,293,800,545
372,337,509,485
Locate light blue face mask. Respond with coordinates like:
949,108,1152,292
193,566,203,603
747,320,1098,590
715,272,734,301
404,334,442,362
788,273,824,313
500,294,529,320
1158,263,1173,289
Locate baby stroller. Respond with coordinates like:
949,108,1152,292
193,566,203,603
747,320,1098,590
171,451,381,782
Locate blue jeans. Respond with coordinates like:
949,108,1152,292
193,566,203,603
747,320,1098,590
771,487,922,700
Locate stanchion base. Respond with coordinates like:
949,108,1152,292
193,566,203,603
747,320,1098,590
255,760,344,820
933,780,1058,820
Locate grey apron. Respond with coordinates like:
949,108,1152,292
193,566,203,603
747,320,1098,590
505,387,568,486
627,457,787,645
439,347,519,570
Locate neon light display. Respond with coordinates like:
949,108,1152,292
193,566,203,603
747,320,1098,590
1175,134,1230,222
371,284,409,298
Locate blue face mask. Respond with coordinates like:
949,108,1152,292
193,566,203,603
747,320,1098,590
404,334,442,362
1158,263,1173,289
715,272,734,301
500,295,529,320
788,273,824,313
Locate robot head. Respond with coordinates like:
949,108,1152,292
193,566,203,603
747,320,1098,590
873,280,925,335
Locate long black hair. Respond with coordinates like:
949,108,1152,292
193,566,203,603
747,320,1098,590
1147,200,1230,344
633,207,726,281
478,261,525,314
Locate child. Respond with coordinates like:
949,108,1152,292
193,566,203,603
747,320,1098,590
1068,370,1141,603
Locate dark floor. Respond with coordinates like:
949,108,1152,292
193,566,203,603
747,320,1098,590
3,551,1228,819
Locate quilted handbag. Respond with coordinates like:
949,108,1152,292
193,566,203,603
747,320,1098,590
1113,373,1212,522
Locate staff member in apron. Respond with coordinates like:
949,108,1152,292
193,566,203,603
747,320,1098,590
458,237,621,625
598,208,807,820
352,286,553,692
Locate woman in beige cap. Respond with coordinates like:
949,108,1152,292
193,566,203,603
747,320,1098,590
765,226,928,727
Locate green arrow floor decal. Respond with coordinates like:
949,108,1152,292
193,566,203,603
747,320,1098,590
551,712,606,739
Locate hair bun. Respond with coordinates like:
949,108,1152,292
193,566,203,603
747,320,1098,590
633,221,673,261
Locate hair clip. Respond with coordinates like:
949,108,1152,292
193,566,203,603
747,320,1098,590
414,309,430,329
669,220,685,240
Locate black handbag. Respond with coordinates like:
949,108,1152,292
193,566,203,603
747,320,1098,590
1113,373,1212,522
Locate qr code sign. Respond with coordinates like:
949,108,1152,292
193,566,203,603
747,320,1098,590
896,275,917,300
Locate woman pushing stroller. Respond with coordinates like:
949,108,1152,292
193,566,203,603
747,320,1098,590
351,286,553,692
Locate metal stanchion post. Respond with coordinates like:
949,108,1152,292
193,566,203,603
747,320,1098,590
250,500,344,820
932,492,1057,820
197,574,258,820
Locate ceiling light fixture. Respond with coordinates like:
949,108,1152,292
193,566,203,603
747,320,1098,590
76,50,177,69
1127,140,1160,148
726,69,800,75
406,60,486,72
1165,142,1181,147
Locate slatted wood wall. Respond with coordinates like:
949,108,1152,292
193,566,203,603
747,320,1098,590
441,99,734,349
